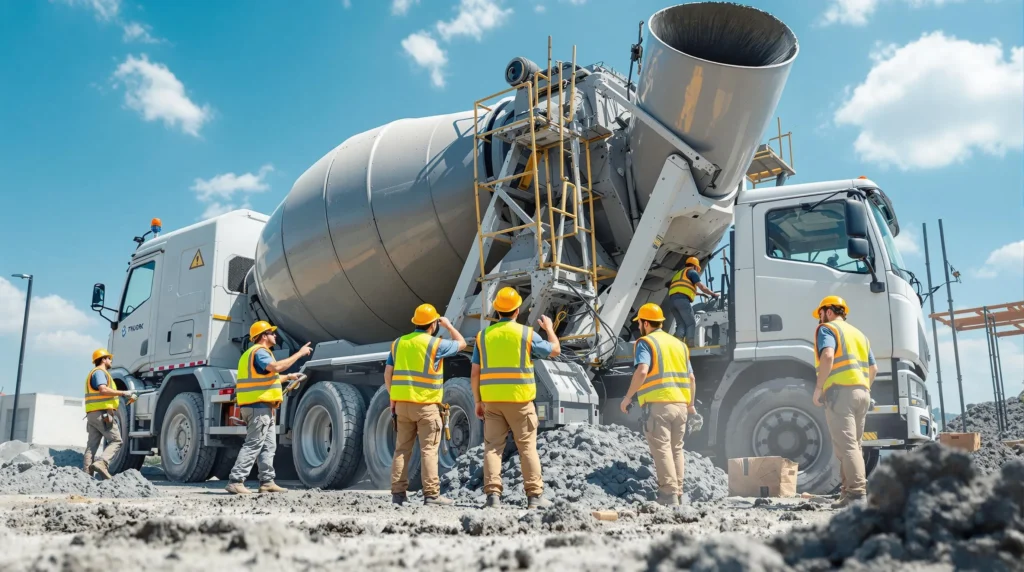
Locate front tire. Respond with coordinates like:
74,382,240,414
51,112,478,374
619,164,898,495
293,382,366,489
159,393,217,482
724,377,841,495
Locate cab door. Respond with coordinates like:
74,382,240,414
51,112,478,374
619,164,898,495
111,253,162,374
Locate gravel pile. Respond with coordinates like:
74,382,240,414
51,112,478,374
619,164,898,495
0,442,159,498
434,423,728,508
946,399,1024,475
646,443,1024,571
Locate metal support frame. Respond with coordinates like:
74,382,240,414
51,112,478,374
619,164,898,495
982,308,1008,437
922,223,946,430
9,274,32,442
938,219,969,432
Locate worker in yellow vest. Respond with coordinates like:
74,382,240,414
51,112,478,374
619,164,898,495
83,349,135,479
667,257,719,346
471,287,560,509
226,321,311,495
386,303,467,506
812,296,877,509
619,303,695,506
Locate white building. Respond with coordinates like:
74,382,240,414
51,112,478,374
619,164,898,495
0,393,87,448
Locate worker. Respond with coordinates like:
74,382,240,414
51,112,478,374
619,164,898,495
667,257,719,346
619,303,694,506
83,349,135,480
812,296,877,509
471,286,560,509
386,303,467,506
226,321,311,495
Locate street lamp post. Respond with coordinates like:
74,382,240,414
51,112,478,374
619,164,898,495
9,274,32,442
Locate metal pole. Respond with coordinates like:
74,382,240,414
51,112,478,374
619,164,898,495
922,223,947,431
982,308,1003,437
9,274,32,442
938,220,968,432
991,314,1009,437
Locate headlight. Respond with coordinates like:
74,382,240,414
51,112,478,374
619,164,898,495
909,379,927,407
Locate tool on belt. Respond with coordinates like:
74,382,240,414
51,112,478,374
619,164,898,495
625,399,650,433
283,373,307,395
439,403,452,441
101,411,115,428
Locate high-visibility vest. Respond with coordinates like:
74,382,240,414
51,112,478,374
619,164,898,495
390,332,444,404
236,346,283,407
476,320,535,403
816,320,871,391
669,267,697,301
636,330,691,406
84,368,120,413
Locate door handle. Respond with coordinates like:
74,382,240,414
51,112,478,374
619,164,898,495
167,331,172,342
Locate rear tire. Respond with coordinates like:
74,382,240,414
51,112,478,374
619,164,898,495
439,378,483,473
159,393,217,482
864,447,880,478
363,386,421,491
106,400,145,474
293,382,366,489
724,377,841,495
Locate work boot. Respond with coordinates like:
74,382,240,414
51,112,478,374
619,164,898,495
830,493,864,510
258,481,286,493
225,482,252,495
392,493,407,506
484,493,501,508
656,492,680,507
90,461,112,481
527,495,553,510
423,495,454,506
84,465,95,477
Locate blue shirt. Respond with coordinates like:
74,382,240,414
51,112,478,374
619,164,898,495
471,318,554,365
386,334,463,369
816,326,875,365
90,370,109,391
686,269,702,284
253,348,274,375
633,338,693,371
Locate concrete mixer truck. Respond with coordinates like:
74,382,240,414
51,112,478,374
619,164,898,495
87,3,934,494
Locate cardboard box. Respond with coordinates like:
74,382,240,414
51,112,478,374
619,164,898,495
938,432,981,452
727,456,798,498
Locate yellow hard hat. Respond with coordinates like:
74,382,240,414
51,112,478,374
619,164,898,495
249,320,278,341
686,256,701,271
412,303,441,326
91,349,112,363
632,302,666,322
813,296,849,318
493,287,523,313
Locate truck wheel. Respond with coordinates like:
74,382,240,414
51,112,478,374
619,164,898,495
439,378,483,474
864,447,880,477
724,377,841,495
293,382,366,489
363,386,421,491
211,445,256,481
106,400,145,474
159,393,217,482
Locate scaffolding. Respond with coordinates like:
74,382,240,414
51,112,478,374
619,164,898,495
745,117,796,187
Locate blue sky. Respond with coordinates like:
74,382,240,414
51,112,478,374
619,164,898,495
0,0,1021,413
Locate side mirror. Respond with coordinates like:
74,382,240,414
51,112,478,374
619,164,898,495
845,198,868,239
91,284,106,311
847,237,870,261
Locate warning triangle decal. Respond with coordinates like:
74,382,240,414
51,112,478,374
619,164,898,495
190,249,205,270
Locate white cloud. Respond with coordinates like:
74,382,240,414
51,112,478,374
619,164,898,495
200,201,245,220
834,32,1023,170
974,240,1024,278
191,165,273,219
58,0,121,21
342,0,352,7
401,32,449,88
534,5,546,12
0,278,102,357
113,55,212,137
33,330,104,355
436,0,512,42
893,225,921,257
392,0,418,15
122,21,160,44
820,0,962,26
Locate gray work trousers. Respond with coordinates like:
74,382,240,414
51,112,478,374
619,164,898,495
83,410,122,470
229,406,276,484
670,295,696,345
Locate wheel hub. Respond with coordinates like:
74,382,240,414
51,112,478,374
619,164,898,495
751,406,823,471
166,413,192,466
300,405,334,468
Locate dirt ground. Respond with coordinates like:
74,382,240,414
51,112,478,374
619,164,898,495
0,477,837,571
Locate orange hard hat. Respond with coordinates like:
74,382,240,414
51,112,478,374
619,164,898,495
814,295,849,318
412,303,441,326
493,287,523,313
249,321,278,341
632,302,666,323
91,349,113,363
686,256,701,271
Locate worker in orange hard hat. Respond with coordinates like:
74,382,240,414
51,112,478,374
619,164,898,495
386,303,467,506
666,256,719,347
620,303,695,506
472,286,560,509
83,348,136,479
225,321,312,495
812,296,877,509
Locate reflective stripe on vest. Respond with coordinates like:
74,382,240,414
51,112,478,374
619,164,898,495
390,332,444,404
84,368,120,412
236,346,283,407
477,320,535,403
636,330,691,406
815,320,871,391
669,268,696,301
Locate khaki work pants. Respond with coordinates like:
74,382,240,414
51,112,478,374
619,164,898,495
643,402,688,498
391,402,443,497
83,409,122,471
824,385,871,497
483,401,542,497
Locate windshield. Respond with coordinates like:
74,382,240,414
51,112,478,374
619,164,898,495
868,200,912,283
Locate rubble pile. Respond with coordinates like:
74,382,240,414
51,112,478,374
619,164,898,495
948,399,1024,474
0,440,158,498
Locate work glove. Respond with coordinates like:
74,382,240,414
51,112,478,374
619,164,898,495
687,412,704,433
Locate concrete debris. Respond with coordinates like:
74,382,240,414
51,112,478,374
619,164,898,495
434,423,728,508
948,399,1024,475
0,445,159,498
